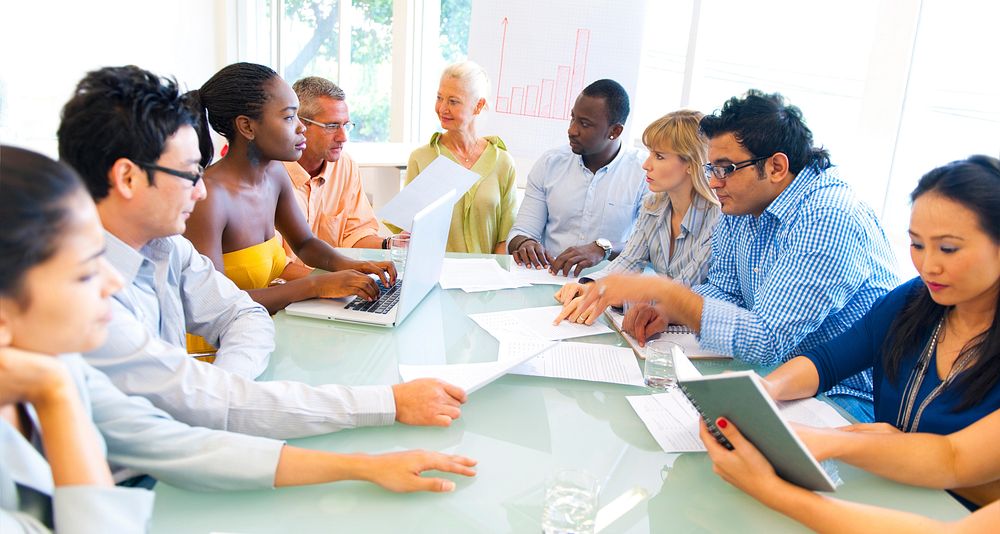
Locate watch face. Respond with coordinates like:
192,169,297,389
596,238,611,249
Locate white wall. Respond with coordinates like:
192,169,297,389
0,0,231,158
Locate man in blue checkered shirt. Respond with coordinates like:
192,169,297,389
577,90,899,422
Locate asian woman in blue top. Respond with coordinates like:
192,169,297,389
0,147,476,533
756,155,1000,509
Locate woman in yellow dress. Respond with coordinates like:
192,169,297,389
183,63,396,315
400,60,517,254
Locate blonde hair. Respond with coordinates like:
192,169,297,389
441,60,491,111
641,110,718,208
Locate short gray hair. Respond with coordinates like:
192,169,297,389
293,76,346,118
441,61,491,110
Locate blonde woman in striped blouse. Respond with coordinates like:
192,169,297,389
555,110,720,324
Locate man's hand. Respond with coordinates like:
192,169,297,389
549,243,605,277
511,238,553,269
622,302,670,346
362,450,478,493
392,378,467,426
349,259,397,287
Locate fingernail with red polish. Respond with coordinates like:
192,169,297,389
716,417,728,429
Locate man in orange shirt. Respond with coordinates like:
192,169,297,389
282,77,385,265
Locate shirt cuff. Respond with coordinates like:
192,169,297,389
344,385,396,427
342,228,381,249
697,296,739,355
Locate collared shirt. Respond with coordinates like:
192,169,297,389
588,192,720,286
1,354,283,532
507,144,647,255
404,134,518,253
282,153,381,266
84,231,396,439
693,164,900,400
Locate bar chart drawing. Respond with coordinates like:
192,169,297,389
494,18,591,121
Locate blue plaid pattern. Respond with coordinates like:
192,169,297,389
693,164,900,400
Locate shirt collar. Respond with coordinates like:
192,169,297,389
574,143,629,174
284,159,332,188
764,163,824,221
643,193,711,236
104,231,173,284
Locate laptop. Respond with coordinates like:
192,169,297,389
284,189,456,327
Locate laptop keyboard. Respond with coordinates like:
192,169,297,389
344,279,402,314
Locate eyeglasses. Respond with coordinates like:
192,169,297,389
703,155,772,181
298,116,356,134
134,161,205,186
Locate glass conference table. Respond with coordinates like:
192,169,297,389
150,253,969,533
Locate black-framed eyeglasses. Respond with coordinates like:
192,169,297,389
703,155,772,181
134,161,205,186
298,116,356,134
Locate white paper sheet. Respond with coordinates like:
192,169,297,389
509,264,575,286
627,391,851,453
606,309,731,359
376,157,479,231
398,341,558,394
499,340,644,386
438,258,530,292
470,306,612,342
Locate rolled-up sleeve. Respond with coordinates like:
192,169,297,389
506,157,549,244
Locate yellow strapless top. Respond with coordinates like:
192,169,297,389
187,235,287,356
221,235,288,290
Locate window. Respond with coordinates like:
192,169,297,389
263,0,394,142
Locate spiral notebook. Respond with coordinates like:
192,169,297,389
679,371,838,492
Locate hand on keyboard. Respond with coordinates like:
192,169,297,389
314,270,381,301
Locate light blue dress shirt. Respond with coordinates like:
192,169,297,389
0,355,284,533
693,164,900,400
83,232,396,439
507,144,647,255
587,192,720,286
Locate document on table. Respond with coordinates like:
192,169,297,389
376,156,478,231
508,264,575,286
627,391,851,453
470,305,612,342
398,340,558,394
606,309,730,359
499,340,645,386
438,258,530,292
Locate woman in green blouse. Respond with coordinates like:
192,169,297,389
403,61,517,254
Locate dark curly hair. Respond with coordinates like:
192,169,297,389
699,89,830,175
57,65,200,201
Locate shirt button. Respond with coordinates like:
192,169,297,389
753,268,760,273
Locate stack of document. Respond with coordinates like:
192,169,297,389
508,264,576,286
469,305,613,342
438,258,530,292
501,339,645,387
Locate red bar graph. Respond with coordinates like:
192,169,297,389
495,20,591,120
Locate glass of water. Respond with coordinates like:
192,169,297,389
389,233,410,275
643,339,680,390
541,469,599,534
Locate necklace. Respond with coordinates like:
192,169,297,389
895,315,978,432
444,138,483,166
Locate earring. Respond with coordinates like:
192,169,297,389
609,135,615,139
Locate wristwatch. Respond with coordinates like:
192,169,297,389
595,238,612,260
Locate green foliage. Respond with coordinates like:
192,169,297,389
439,0,471,62
350,0,392,64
